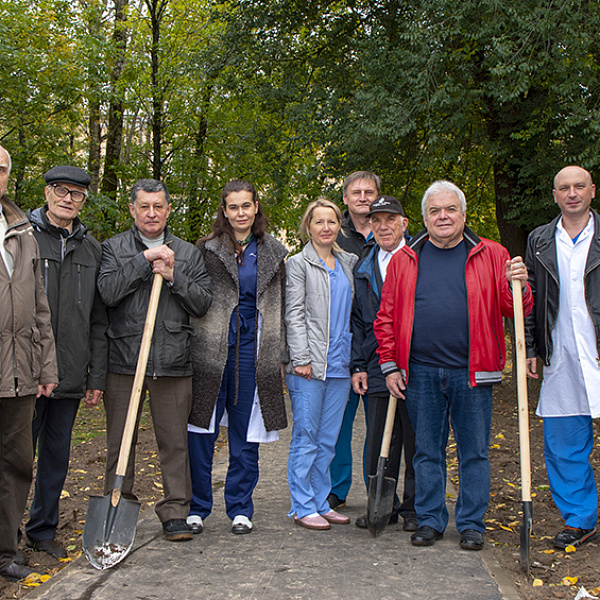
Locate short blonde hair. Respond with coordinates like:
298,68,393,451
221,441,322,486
299,198,343,251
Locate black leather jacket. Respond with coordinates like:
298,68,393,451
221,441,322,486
98,225,212,377
524,210,600,365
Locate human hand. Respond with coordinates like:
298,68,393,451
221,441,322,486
351,372,368,395
385,372,405,399
294,364,312,380
526,358,538,379
506,256,528,289
84,389,103,408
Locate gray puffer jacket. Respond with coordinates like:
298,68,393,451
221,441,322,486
285,241,357,380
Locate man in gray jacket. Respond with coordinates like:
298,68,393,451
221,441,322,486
25,165,108,560
98,179,212,541
0,145,57,582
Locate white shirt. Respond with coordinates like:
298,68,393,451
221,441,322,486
377,238,405,282
0,205,14,278
537,214,600,418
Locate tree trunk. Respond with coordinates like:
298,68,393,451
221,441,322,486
100,0,129,197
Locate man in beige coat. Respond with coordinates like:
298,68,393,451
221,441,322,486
0,146,57,582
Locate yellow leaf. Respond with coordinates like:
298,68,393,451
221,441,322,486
60,490,70,499
491,444,500,449
153,481,163,489
565,545,577,553
500,525,513,532
506,482,515,488
542,549,555,554
561,576,578,586
532,579,544,587
592,587,600,596
496,433,505,439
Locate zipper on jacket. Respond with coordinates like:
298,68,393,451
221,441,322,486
77,264,82,304
44,259,49,295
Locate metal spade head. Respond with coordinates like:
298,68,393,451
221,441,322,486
82,492,141,570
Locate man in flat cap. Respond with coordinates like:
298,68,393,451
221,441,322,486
1,145,57,581
24,165,108,559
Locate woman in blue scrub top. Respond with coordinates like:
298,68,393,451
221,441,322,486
285,199,358,530
187,180,288,535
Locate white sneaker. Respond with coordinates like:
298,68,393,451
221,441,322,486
186,515,203,534
231,515,253,535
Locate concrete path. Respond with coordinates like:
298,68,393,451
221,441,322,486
30,399,517,600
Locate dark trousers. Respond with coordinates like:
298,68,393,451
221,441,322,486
365,393,416,518
188,340,259,520
25,396,80,542
0,395,35,570
103,372,192,523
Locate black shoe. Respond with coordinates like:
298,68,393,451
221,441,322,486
553,526,597,549
411,526,444,546
0,562,43,582
355,515,367,529
14,549,28,566
162,519,193,542
26,538,68,559
459,529,484,551
389,512,399,525
403,516,419,532
326,493,346,511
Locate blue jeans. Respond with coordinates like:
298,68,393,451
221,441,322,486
329,389,368,501
543,415,598,529
405,362,493,534
286,374,351,519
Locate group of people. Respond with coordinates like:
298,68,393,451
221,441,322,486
0,145,598,583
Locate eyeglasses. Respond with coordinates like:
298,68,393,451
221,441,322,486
50,184,87,203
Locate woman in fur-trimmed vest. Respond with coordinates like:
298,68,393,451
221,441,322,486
188,179,288,535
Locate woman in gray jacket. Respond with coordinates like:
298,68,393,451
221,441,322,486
285,199,357,530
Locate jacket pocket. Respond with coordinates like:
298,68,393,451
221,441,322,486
156,321,194,372
106,324,143,371
31,326,41,381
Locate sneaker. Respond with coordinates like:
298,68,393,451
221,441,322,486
553,526,597,549
326,492,346,511
162,518,193,541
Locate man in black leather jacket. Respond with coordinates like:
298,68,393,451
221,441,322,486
98,179,212,541
525,166,600,550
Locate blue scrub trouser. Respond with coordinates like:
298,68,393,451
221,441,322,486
329,389,368,501
543,415,598,530
287,374,351,519
188,354,259,521
26,396,80,542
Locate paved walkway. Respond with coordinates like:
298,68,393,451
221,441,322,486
30,399,517,600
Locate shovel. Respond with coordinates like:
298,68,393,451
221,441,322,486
366,394,398,537
83,273,163,570
512,280,532,573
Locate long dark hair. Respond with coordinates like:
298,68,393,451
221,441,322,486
208,180,268,261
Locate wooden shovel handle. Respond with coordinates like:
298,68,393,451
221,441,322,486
379,394,398,460
513,281,532,503
115,273,163,478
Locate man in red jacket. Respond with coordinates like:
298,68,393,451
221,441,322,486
374,180,532,551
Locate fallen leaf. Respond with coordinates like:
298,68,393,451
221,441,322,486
565,545,577,553
153,481,163,489
60,490,70,499
562,576,578,586
542,549,555,554
533,579,544,587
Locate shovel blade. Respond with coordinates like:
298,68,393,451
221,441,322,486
82,493,141,570
366,472,396,537
519,500,533,572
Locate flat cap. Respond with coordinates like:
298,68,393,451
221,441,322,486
44,165,91,189
368,195,406,217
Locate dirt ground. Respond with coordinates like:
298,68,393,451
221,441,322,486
1,370,598,599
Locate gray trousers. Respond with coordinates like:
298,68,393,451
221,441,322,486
103,372,192,523
0,395,35,570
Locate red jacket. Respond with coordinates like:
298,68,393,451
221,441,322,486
374,227,533,387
